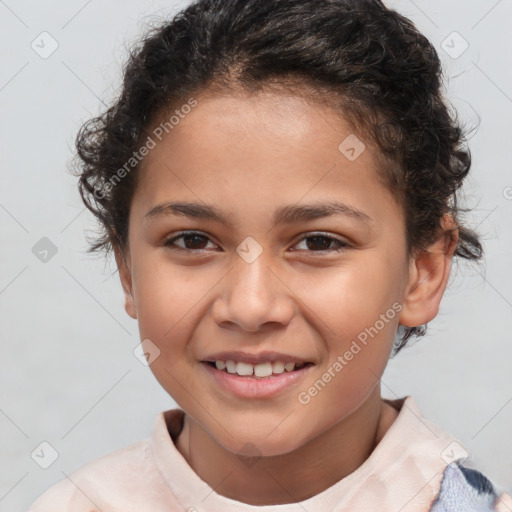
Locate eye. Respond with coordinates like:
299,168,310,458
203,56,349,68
164,231,218,252
292,233,350,253
163,231,350,254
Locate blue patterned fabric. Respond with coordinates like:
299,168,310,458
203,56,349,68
429,462,502,512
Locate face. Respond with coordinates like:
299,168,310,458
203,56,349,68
116,89,452,457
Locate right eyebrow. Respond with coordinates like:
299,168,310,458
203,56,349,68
145,201,230,226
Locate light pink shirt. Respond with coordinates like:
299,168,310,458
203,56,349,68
28,396,512,511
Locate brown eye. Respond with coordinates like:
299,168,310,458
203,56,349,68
293,233,350,253
164,232,217,251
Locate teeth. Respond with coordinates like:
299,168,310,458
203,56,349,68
236,362,254,376
254,362,272,377
226,360,237,373
211,359,308,377
272,361,285,374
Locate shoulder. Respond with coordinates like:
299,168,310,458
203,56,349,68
429,461,512,512
377,397,511,511
28,438,155,511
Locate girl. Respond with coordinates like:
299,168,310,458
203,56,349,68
29,0,511,510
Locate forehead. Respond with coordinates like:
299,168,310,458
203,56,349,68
132,89,401,228
139,90,374,181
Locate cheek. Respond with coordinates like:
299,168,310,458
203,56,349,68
131,265,203,399
298,277,397,417
301,257,401,337
132,262,199,344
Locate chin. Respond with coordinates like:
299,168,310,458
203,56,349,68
213,426,306,459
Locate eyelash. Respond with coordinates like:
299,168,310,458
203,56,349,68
163,231,350,254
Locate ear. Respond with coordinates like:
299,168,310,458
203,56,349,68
114,245,137,319
399,214,459,328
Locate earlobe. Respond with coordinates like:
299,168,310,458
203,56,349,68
114,245,137,320
399,214,459,328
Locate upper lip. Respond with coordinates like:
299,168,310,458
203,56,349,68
202,351,313,365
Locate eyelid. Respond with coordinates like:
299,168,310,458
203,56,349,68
164,230,350,253
290,231,350,252
164,230,219,251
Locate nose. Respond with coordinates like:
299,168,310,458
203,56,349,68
211,250,295,333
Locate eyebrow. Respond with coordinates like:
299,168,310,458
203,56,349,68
144,200,373,226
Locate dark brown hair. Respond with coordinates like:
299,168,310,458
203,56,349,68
71,0,483,353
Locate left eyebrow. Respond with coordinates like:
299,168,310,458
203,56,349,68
274,201,373,225
144,200,374,227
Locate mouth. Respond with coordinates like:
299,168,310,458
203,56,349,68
200,359,315,399
202,360,314,378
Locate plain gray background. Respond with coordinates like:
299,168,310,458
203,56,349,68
1,0,511,510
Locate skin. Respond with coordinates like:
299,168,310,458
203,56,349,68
115,88,458,505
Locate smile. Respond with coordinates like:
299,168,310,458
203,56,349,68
201,360,314,399
208,359,310,377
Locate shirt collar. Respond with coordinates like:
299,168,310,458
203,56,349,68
151,396,457,511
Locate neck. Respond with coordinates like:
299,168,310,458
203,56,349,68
175,387,399,506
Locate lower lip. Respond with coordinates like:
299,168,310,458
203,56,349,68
200,362,314,399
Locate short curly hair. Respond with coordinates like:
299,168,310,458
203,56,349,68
72,0,483,354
